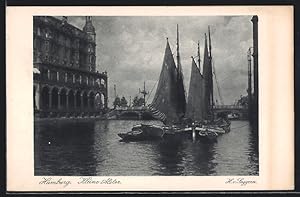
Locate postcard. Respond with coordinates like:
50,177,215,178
6,6,294,191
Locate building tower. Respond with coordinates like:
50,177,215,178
83,16,96,41
83,16,96,72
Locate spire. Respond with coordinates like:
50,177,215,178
83,16,96,42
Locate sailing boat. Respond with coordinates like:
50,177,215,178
118,25,230,142
183,27,230,139
118,35,184,141
202,27,231,133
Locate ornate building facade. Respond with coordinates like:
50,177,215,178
33,16,108,118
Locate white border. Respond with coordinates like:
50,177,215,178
6,6,294,191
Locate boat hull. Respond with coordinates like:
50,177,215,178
118,124,164,141
118,119,230,142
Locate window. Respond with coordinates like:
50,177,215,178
65,73,68,83
47,70,50,79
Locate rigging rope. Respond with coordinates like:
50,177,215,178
212,59,224,105
146,80,158,103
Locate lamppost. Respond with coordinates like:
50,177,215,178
247,47,253,122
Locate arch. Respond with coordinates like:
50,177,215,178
59,88,67,109
94,92,101,109
100,93,105,108
96,78,101,87
51,87,59,109
75,90,81,108
82,91,88,108
100,78,106,86
41,86,50,109
90,77,95,86
95,92,105,109
88,91,95,108
68,89,75,109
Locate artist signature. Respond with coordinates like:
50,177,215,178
225,178,256,186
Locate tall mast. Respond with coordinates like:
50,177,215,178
197,40,201,71
114,84,117,99
140,81,148,106
176,24,180,67
208,26,214,108
208,26,212,59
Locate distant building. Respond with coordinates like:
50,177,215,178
33,16,108,118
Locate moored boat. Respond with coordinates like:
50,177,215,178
118,124,165,141
118,25,230,142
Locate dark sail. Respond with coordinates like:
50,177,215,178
202,33,213,119
186,57,204,121
176,25,186,120
149,39,180,124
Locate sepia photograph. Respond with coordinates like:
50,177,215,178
33,15,259,176
6,6,294,191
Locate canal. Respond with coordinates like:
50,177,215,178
34,120,258,176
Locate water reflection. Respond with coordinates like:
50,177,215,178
34,120,97,176
153,140,186,175
34,120,258,176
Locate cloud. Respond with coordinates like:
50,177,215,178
67,16,253,106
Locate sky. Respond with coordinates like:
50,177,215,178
65,16,253,107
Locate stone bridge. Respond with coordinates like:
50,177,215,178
106,107,155,120
107,105,248,120
213,105,248,119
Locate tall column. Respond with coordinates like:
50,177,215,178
251,16,258,104
74,92,77,109
81,94,84,109
251,15,258,129
58,92,61,109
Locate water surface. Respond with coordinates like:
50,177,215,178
34,120,258,176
